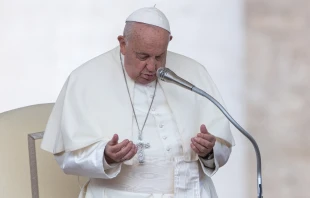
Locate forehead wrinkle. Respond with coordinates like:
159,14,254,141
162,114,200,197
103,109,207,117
133,32,168,51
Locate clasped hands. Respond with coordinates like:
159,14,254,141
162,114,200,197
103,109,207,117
104,124,215,164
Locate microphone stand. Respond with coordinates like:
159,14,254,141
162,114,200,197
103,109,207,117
192,87,263,198
157,68,263,198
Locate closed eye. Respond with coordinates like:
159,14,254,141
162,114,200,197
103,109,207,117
155,56,162,61
137,55,149,61
136,53,149,61
155,52,165,61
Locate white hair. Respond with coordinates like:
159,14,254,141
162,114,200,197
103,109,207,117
123,22,171,44
123,22,136,43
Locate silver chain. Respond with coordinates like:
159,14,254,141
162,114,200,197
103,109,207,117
119,52,157,140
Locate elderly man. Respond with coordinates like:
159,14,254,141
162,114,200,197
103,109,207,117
41,7,234,198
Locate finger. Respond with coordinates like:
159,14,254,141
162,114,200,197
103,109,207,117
109,139,130,153
108,134,119,146
191,138,208,153
191,143,203,155
198,136,215,149
121,144,137,161
197,133,216,143
200,124,209,134
193,137,214,149
104,147,115,164
114,141,134,160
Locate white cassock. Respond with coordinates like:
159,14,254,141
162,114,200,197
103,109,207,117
41,46,235,198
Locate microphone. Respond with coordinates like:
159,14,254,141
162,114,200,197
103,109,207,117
157,67,194,90
157,67,263,198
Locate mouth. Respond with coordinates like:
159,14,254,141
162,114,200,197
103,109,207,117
142,73,156,79
137,74,157,84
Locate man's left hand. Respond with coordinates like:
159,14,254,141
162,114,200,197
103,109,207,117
191,124,216,158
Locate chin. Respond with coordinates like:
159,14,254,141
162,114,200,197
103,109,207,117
137,78,156,85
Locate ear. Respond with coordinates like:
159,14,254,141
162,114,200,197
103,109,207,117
117,35,127,55
169,35,173,41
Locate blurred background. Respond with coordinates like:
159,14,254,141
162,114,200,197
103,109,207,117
0,0,309,197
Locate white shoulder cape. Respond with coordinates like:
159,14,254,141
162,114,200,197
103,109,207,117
41,46,235,162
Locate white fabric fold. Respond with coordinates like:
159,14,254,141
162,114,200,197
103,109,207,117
199,141,232,177
55,140,230,197
174,156,200,198
55,141,121,179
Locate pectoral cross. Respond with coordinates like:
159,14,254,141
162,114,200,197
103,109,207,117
136,138,150,164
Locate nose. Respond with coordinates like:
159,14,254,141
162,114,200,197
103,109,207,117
146,58,156,72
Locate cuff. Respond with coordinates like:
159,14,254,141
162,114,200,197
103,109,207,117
198,141,221,177
102,154,120,170
96,142,122,178
199,156,215,169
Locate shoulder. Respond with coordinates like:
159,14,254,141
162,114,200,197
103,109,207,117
69,46,120,81
166,50,209,79
167,51,203,67
166,50,224,102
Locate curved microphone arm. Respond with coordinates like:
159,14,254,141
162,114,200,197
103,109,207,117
191,87,263,198
157,67,263,198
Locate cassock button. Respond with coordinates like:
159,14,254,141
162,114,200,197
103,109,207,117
159,124,164,128
166,147,171,151
151,107,156,111
162,136,167,140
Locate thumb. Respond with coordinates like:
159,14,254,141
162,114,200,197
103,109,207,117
109,134,119,145
200,124,209,134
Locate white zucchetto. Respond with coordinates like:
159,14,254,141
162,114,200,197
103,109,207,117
126,7,171,33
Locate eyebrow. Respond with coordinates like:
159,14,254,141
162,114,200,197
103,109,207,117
136,52,149,56
134,50,165,57
156,52,165,57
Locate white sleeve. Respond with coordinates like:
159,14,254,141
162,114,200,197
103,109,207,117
198,141,232,177
54,141,122,179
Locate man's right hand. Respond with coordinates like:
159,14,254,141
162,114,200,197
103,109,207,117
104,134,137,164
